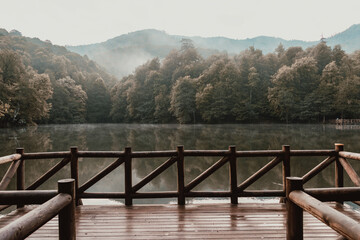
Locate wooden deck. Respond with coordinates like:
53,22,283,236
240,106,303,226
1,203,359,239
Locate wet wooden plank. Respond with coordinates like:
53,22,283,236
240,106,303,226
0,203,358,239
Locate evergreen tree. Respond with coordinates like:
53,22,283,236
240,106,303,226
86,77,112,123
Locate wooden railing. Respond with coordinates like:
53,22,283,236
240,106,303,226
2,143,360,238
0,179,75,240
0,144,348,206
284,144,360,239
286,177,360,240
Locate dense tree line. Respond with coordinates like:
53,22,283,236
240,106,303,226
0,29,115,126
112,40,360,123
1,28,360,126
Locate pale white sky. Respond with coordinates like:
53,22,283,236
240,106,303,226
1,0,360,46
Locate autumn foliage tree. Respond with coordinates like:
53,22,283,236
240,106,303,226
0,50,53,126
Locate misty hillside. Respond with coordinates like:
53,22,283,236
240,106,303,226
326,24,360,52
0,28,117,125
67,24,360,78
67,29,220,78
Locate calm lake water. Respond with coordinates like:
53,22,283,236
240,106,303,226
1,123,360,204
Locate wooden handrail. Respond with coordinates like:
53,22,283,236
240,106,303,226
305,187,360,201
0,154,21,165
236,150,283,157
290,150,336,156
184,150,229,156
22,152,70,159
78,151,125,158
0,179,75,240
4,149,340,160
0,190,57,204
339,151,360,161
289,190,360,240
0,194,71,240
286,177,360,240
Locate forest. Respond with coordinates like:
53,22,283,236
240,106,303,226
1,29,360,126
109,39,360,124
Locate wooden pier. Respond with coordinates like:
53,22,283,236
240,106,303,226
334,118,360,125
1,144,360,239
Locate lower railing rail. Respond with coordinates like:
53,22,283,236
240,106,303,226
0,179,76,240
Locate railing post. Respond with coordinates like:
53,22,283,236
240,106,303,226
70,146,79,205
335,143,344,188
16,148,25,209
286,177,303,240
229,145,238,204
124,147,132,206
177,146,185,205
281,145,290,203
335,143,344,204
58,179,76,240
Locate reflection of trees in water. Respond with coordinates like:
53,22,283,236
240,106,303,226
1,124,360,193
0,126,52,155
78,158,125,192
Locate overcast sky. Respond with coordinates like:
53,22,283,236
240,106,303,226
1,0,360,46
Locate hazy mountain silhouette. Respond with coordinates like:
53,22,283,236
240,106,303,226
67,24,360,78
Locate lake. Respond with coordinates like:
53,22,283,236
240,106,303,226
1,123,360,204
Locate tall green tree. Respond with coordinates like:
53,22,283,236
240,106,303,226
86,77,111,123
268,66,297,123
49,76,87,123
310,42,332,74
169,76,197,123
196,57,241,122
110,76,132,122
305,61,341,122
0,50,53,125
336,76,360,118
126,59,159,122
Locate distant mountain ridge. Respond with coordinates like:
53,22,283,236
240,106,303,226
67,24,360,78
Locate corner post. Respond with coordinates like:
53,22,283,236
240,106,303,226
229,146,238,204
16,148,25,209
177,146,185,205
335,143,344,204
70,147,79,205
286,177,303,240
58,179,76,240
281,145,290,202
124,147,132,206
